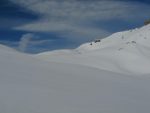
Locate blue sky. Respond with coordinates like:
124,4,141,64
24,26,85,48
0,0,150,53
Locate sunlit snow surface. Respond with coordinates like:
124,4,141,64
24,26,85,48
37,24,150,74
1,25,150,113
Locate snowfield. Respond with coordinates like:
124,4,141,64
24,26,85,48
37,24,150,74
0,25,150,113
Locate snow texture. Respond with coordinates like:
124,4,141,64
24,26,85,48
0,24,150,113
37,24,150,74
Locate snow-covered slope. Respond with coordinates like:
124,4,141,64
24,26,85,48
1,42,150,113
1,24,150,113
36,24,150,74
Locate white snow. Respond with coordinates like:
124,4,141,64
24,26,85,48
0,24,150,113
36,24,150,74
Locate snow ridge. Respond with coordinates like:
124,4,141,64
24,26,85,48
37,24,150,74
0,24,150,113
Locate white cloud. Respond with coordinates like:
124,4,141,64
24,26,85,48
18,33,56,52
10,0,150,41
10,0,150,21
18,33,35,52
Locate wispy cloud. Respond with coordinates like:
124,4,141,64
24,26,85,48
18,33,35,52
18,33,55,52
10,0,150,31
8,0,150,52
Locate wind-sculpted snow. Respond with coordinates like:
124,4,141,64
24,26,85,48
1,44,150,113
37,24,150,74
1,24,150,113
